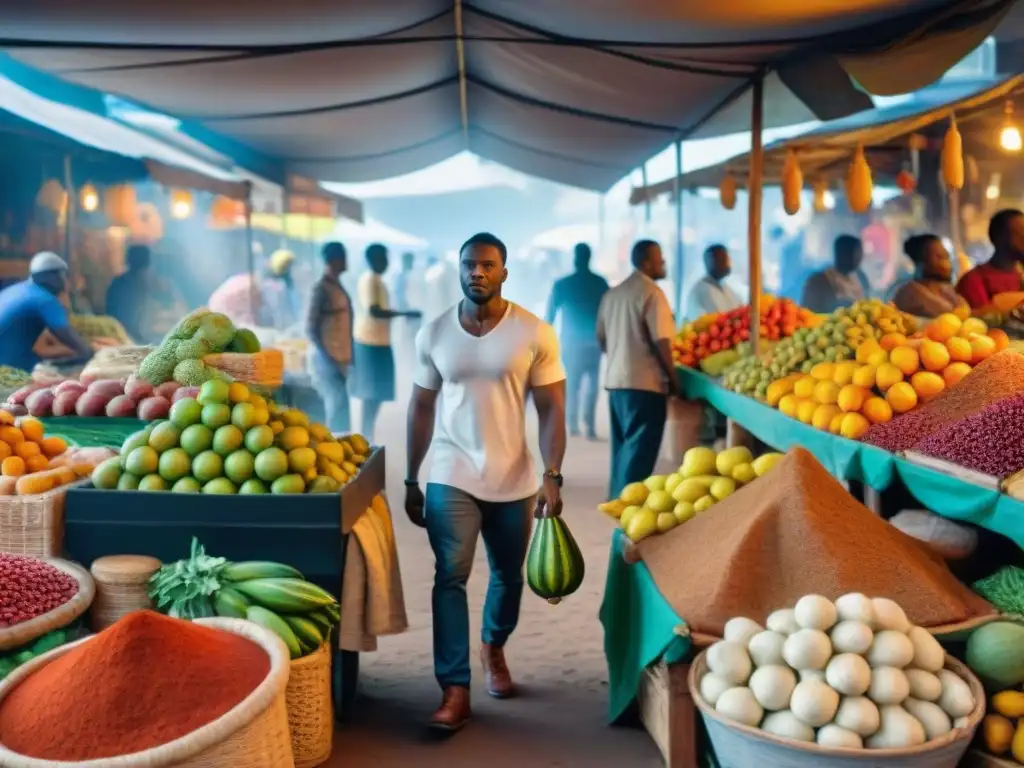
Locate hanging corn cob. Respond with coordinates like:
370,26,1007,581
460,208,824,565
845,145,873,214
941,116,964,191
719,173,737,210
781,150,803,215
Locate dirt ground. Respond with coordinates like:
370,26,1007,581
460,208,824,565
324,380,664,767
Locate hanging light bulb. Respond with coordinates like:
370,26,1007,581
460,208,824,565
79,184,99,213
986,172,1002,201
999,101,1022,153
170,189,193,219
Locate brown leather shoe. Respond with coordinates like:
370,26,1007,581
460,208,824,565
429,686,471,731
480,643,514,698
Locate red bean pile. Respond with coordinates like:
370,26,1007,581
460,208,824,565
864,351,1024,452
915,392,1024,477
0,554,78,628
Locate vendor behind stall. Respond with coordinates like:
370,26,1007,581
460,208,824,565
105,244,185,344
0,252,92,370
208,249,299,330
891,234,967,318
956,208,1024,309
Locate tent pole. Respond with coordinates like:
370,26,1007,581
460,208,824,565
454,0,469,142
673,140,684,318
949,187,963,276
748,75,765,355
62,154,76,305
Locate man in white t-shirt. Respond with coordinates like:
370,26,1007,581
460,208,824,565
405,232,567,732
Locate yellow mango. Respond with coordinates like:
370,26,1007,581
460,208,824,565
993,690,1024,719
845,145,873,214
941,116,964,191
719,173,737,210
781,149,803,216
984,714,1015,755
315,442,345,464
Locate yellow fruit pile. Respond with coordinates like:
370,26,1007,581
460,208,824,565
765,313,1002,439
981,689,1024,762
598,446,784,542
0,413,95,496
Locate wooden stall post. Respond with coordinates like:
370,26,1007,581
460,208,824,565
637,661,698,768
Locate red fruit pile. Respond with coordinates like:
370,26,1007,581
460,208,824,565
0,553,79,627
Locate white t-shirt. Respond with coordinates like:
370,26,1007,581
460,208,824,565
354,272,390,346
414,301,565,502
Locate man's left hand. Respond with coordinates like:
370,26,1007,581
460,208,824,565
536,476,562,518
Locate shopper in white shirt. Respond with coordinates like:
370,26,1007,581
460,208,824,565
687,244,743,319
405,232,566,732
351,243,420,441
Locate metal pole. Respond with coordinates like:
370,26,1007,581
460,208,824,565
949,187,963,279
747,76,765,355
641,164,651,224
673,139,684,318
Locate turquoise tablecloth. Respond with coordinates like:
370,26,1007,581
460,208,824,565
600,530,691,723
678,367,1024,549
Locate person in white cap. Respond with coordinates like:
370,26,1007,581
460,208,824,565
0,252,91,370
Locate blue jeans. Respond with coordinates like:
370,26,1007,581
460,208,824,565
309,349,351,434
425,483,534,689
565,347,601,437
608,389,667,500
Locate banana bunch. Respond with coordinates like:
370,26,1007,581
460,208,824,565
213,561,339,659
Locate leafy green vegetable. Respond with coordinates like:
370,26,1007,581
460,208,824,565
974,566,1024,616
149,537,228,620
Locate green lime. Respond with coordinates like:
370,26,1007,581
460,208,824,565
117,472,141,490
254,447,289,482
192,450,224,483
125,446,159,476
169,397,203,429
171,477,202,493
91,457,122,490
148,421,181,454
244,425,274,454
138,474,168,492
198,380,231,406
180,424,213,457
120,430,151,468
201,403,231,429
202,477,237,494
224,450,255,485
271,474,306,494
231,402,257,432
158,447,192,482
238,478,269,495
212,425,244,456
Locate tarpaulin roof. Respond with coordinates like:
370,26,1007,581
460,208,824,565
0,73,250,198
630,72,1024,200
0,0,1014,192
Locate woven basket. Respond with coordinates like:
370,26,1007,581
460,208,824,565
88,555,162,632
689,650,985,768
0,479,87,558
0,618,295,768
204,350,284,388
0,559,94,652
285,644,333,768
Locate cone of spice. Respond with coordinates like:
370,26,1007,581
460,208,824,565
0,611,270,761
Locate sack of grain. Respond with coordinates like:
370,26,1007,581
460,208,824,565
637,447,995,637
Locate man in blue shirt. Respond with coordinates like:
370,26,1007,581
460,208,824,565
0,252,92,371
546,243,609,440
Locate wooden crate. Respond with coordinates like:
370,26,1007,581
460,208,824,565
637,661,699,768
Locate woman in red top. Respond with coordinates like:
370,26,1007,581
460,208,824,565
956,209,1024,308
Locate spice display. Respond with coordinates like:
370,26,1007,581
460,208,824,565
149,538,339,658
0,554,78,627
864,350,1024,452
634,448,993,636
697,593,976,749
0,611,269,760
913,392,1024,477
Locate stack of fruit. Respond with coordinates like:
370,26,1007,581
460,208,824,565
6,375,185,421
969,622,1024,763
90,379,370,495
0,414,115,496
149,538,338,659
673,297,817,369
763,313,1008,439
599,446,784,542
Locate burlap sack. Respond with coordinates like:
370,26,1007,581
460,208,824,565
638,447,995,637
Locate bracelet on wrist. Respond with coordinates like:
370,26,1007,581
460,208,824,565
404,479,420,487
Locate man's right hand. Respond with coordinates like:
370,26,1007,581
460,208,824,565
405,483,426,528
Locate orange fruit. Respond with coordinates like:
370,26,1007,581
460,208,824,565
875,363,904,393
40,436,67,458
856,340,885,365
839,412,871,440
25,455,49,473
953,303,971,320
851,364,878,389
957,317,988,337
14,441,40,460
778,394,800,418
829,412,846,434
831,362,859,386
0,426,23,447
18,417,43,443
889,346,920,376
886,381,919,413
943,362,972,388
813,380,840,405
0,442,10,461
918,339,950,372
879,332,907,351
837,384,870,413
925,313,962,342
988,328,1010,352
945,336,972,363
862,396,894,425
812,404,841,431
793,376,817,399
0,411,13,427
910,371,945,401
810,363,836,381
2,456,26,477
796,399,818,424
968,333,997,364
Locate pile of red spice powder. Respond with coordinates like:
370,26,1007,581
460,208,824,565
0,611,269,761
